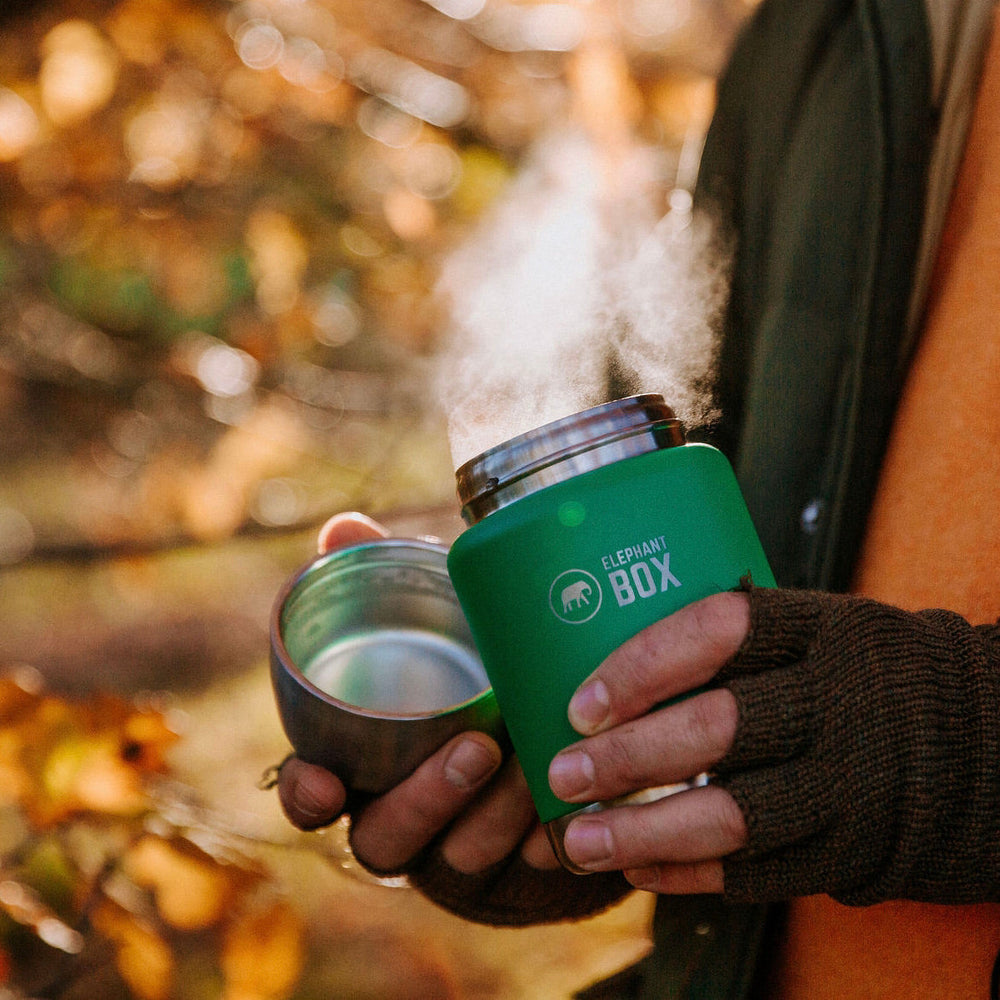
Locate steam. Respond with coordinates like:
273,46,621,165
434,128,731,469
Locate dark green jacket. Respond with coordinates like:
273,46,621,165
580,0,936,996
698,0,934,594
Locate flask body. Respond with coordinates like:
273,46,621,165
448,422,774,831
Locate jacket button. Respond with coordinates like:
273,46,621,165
800,499,824,535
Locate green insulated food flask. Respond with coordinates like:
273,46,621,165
446,394,774,871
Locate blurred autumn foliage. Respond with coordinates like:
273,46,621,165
0,666,307,1000
0,0,754,996
0,0,747,558
0,0,503,555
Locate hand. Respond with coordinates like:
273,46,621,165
548,591,752,894
548,586,1000,907
277,512,560,874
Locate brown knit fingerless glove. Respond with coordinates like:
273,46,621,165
715,587,1000,906
402,846,631,926
348,825,631,926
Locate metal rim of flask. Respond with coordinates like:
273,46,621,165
454,394,686,525
271,538,493,720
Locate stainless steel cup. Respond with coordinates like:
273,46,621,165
270,538,502,794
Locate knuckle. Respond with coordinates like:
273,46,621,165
628,802,670,865
444,835,504,873
682,688,738,761
710,789,748,850
402,787,452,834
600,725,650,788
353,781,456,868
607,627,662,704
690,861,726,894
684,592,747,660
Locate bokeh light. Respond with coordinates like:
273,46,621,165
0,87,39,161
39,19,119,126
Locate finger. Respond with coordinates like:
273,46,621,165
567,591,751,735
520,822,563,870
278,758,348,830
560,784,747,874
350,732,503,872
440,757,539,873
550,687,738,803
317,511,390,553
624,860,725,895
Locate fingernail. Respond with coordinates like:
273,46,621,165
443,738,498,789
564,817,613,868
548,750,595,799
568,679,610,733
292,772,333,821
624,867,660,891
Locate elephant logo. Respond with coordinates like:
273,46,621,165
561,580,592,612
549,569,602,624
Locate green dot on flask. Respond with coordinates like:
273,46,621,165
558,501,586,527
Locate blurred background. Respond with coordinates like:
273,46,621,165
0,0,755,996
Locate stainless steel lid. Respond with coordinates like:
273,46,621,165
455,394,686,525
